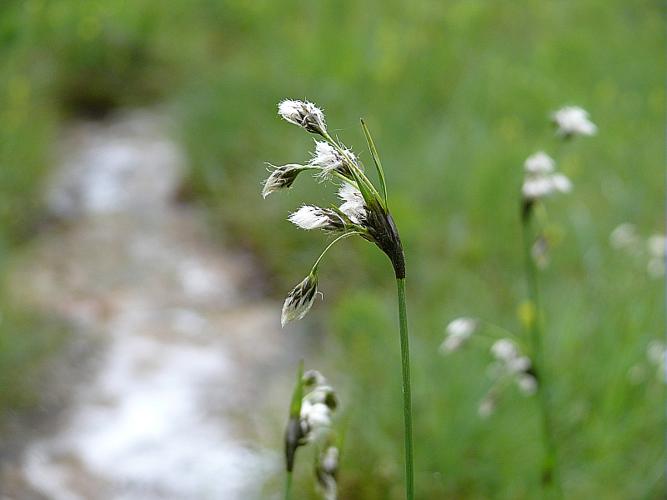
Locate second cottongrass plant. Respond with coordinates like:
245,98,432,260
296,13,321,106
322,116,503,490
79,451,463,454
265,99,414,499
443,105,596,497
284,362,340,500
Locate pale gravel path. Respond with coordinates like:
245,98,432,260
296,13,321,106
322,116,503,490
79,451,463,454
1,110,299,500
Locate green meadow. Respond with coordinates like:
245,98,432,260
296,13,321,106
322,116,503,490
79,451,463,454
0,1,664,498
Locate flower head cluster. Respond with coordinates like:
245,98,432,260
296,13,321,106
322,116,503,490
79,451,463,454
266,99,405,326
490,339,537,396
439,317,478,354
552,106,597,138
521,151,572,201
284,365,339,474
477,339,537,418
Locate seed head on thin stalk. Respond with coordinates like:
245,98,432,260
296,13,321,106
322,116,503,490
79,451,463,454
551,106,597,138
262,164,312,198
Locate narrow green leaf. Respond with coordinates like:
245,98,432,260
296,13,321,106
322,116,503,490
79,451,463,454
360,118,388,208
289,360,305,418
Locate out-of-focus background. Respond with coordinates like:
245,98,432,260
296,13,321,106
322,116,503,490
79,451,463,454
0,1,664,499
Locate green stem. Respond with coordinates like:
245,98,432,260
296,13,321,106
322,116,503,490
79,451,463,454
396,277,414,500
284,471,293,500
521,214,562,498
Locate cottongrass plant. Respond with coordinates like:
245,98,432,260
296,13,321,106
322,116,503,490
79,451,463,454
284,362,340,500
520,106,596,496
443,106,596,497
266,99,414,499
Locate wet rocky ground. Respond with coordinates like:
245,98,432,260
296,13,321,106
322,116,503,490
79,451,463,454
0,110,301,499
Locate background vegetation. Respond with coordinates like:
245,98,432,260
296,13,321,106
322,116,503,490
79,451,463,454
0,0,664,498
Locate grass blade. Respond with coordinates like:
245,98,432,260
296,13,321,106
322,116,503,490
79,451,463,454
360,118,388,208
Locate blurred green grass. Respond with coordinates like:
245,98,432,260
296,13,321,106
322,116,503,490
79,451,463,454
0,0,664,497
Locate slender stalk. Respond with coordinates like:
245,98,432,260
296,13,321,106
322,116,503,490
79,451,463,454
396,277,414,500
311,231,363,273
284,471,293,500
521,213,562,498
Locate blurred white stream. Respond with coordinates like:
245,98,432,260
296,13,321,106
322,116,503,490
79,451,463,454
2,110,296,499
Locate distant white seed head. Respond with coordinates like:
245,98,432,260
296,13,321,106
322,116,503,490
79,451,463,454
478,394,496,418
439,317,478,354
281,273,319,327
522,171,572,200
552,106,597,137
288,205,346,231
517,374,538,395
507,355,531,374
278,99,326,134
647,234,667,258
491,339,519,362
439,335,465,354
446,317,478,337
609,223,639,250
524,151,555,174
647,340,666,366
647,234,666,278
338,182,367,224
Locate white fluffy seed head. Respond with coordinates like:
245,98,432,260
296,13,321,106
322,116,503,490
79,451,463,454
517,374,538,395
281,273,319,327
524,151,555,174
609,223,639,250
446,317,478,337
647,340,666,365
507,355,531,374
522,171,572,200
439,317,477,354
491,339,519,362
478,395,496,418
288,205,345,231
278,99,326,134
647,234,667,258
288,205,330,230
338,183,367,224
310,141,357,179
261,164,304,198
552,106,597,137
